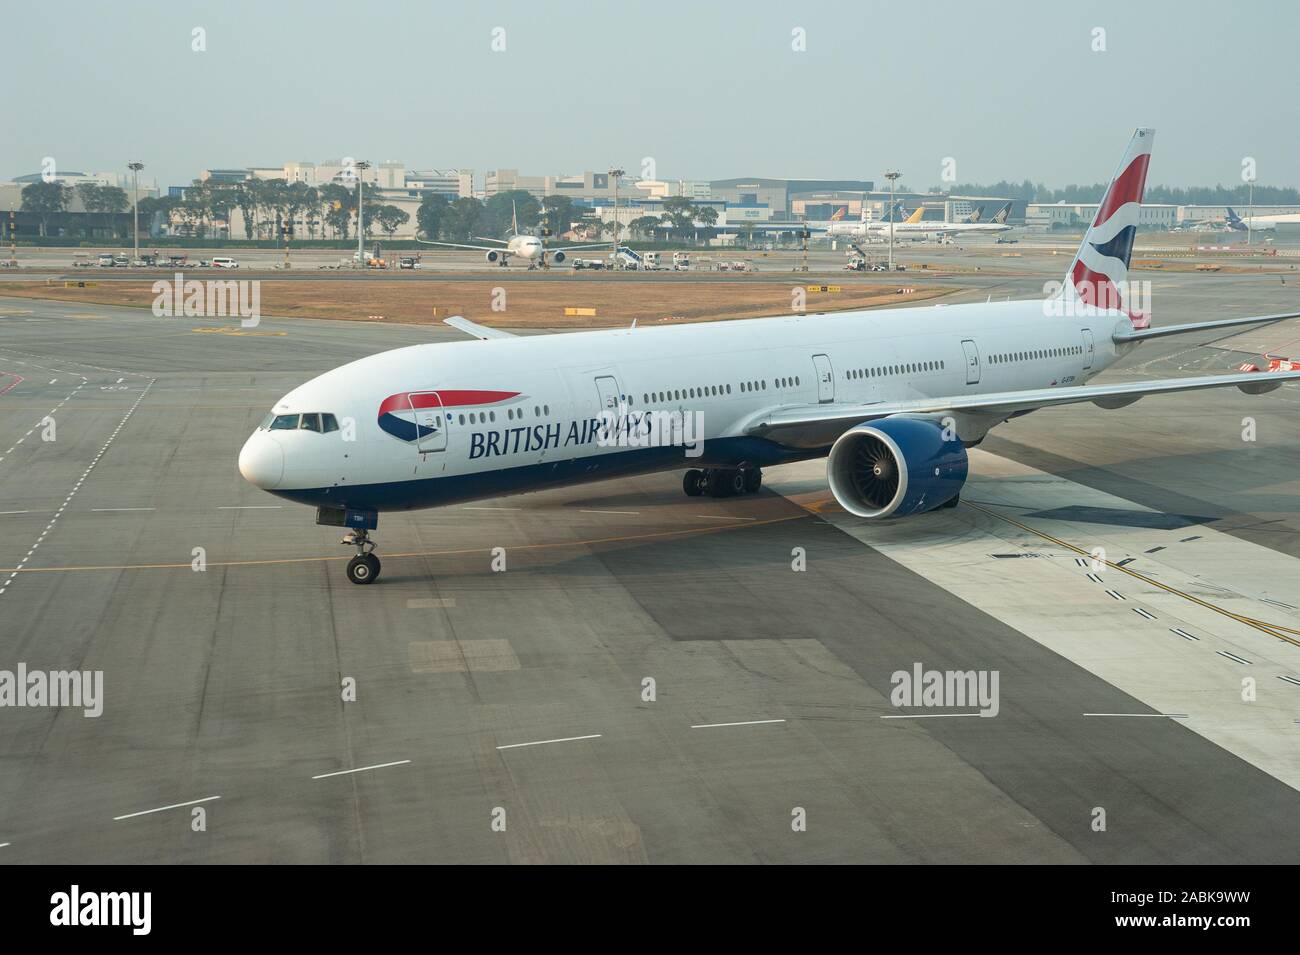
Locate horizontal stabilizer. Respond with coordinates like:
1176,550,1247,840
1113,312,1300,343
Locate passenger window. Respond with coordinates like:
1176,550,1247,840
299,413,322,432
270,414,299,430
322,413,339,433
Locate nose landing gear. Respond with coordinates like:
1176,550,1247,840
343,529,381,585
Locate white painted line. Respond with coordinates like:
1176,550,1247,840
1083,713,1189,718
1277,675,1300,687
0,510,30,516
691,719,786,729
1133,607,1156,620
311,759,412,780
217,505,283,509
496,734,601,750
1105,590,1125,600
92,507,155,512
113,795,221,821
461,506,521,511
1170,628,1199,641
0,842,9,849
881,712,982,720
1216,651,1252,665
1086,572,1102,583
580,509,640,516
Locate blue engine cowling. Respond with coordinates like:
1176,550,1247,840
551,250,566,264
485,249,501,263
827,416,968,519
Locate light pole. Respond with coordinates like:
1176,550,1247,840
1246,177,1255,248
127,161,144,265
609,167,625,268
885,171,900,271
355,160,371,266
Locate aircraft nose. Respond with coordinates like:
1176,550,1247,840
239,433,284,489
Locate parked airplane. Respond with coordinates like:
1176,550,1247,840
826,203,915,239
415,201,612,268
880,201,1014,239
1222,207,1300,232
240,128,1300,584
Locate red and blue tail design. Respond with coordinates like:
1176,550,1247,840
1064,127,1154,328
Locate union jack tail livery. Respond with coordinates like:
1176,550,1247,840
1063,127,1154,328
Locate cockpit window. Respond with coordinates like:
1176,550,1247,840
299,413,322,432
259,412,275,429
269,414,299,430
322,413,339,433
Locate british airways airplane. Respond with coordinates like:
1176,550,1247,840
239,129,1300,584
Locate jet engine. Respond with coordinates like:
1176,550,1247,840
826,417,968,519
485,250,501,264
550,250,566,264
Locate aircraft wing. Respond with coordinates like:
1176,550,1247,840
443,316,516,340
553,243,621,253
744,370,1300,449
415,237,511,253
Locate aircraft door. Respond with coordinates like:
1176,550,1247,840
961,339,981,384
812,354,835,403
1081,328,1095,370
407,392,447,453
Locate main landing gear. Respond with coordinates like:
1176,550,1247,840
343,528,381,585
682,467,762,498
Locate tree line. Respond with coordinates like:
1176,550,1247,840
19,177,410,240
416,190,720,243
933,178,1300,206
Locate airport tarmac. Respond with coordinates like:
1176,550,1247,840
8,235,1297,277
0,262,1298,863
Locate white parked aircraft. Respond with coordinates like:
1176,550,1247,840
240,128,1300,584
883,201,1014,239
1222,207,1300,233
415,202,612,268
826,204,920,239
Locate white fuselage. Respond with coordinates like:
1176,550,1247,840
829,220,1009,240
239,299,1129,513
504,235,544,261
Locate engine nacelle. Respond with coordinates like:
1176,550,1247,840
485,250,501,264
550,250,566,264
827,417,968,519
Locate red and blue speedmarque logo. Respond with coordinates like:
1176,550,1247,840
377,390,521,442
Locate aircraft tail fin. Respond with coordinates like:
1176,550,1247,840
1062,127,1154,328
992,202,1012,224
904,206,925,224
967,205,985,224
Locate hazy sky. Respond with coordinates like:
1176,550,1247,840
7,0,1298,190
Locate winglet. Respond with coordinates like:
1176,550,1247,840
443,316,516,340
